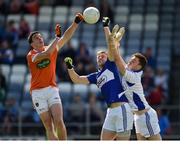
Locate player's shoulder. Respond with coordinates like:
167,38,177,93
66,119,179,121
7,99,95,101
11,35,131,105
27,50,33,57
26,49,37,60
125,69,142,81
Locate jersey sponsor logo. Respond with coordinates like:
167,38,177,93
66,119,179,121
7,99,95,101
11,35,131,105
97,69,114,88
37,59,50,69
97,75,107,88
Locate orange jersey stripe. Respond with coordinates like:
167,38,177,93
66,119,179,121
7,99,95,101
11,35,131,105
27,48,58,92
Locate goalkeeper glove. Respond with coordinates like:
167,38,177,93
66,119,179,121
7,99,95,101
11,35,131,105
115,27,125,42
64,57,74,69
74,13,84,24
102,17,110,27
55,24,62,37
111,24,120,37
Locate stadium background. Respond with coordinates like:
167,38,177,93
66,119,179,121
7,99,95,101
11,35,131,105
0,0,180,140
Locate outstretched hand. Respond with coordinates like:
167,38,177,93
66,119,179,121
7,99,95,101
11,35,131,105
115,27,125,42
74,13,84,24
55,24,62,37
64,57,74,69
111,24,125,42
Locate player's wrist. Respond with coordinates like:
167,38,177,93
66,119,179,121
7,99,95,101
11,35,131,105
74,17,82,24
102,17,110,27
66,63,74,69
64,57,74,69
74,13,84,24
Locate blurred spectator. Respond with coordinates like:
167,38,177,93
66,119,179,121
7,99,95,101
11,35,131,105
18,18,31,39
86,62,96,74
5,97,18,118
144,47,156,69
39,0,53,5
142,66,155,96
155,68,168,91
23,109,40,123
59,41,77,62
0,40,14,64
99,0,114,23
0,67,6,102
8,0,24,14
1,97,18,135
157,108,172,136
57,41,77,81
2,112,13,135
57,60,71,82
84,0,96,8
75,42,91,75
24,0,39,15
147,85,166,106
76,42,91,64
0,23,5,41
31,110,40,123
88,93,103,122
0,0,8,14
67,94,85,122
5,20,19,49
88,93,104,134
67,94,85,133
53,0,72,7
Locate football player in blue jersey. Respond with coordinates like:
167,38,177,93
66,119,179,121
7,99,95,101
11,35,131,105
107,19,162,140
64,18,133,140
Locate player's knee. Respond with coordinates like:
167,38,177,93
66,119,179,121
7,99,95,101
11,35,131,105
54,118,65,127
43,120,54,132
45,125,54,133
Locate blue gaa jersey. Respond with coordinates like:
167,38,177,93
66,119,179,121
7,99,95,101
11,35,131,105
87,59,128,105
122,69,150,111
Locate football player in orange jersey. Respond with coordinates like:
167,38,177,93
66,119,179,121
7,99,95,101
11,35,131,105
26,13,84,140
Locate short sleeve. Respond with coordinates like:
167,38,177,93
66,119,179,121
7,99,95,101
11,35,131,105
87,72,97,84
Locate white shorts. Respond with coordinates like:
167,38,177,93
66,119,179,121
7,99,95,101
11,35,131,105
103,103,133,133
31,86,61,114
134,108,160,138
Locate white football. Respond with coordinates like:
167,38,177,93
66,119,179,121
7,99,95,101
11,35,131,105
83,7,100,24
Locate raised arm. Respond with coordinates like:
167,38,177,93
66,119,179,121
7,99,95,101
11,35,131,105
109,25,127,75
57,13,84,51
102,17,115,61
32,37,60,62
64,57,89,84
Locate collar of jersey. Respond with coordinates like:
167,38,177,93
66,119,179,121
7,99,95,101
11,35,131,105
33,47,45,53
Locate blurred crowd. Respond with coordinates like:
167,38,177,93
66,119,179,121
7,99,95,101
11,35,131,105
0,0,172,137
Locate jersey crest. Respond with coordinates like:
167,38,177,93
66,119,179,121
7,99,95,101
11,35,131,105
36,58,51,69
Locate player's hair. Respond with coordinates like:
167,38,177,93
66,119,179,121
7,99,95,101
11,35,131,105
97,50,107,55
133,53,147,70
28,31,40,44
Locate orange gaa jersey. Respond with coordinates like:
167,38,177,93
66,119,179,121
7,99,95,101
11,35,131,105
27,47,58,92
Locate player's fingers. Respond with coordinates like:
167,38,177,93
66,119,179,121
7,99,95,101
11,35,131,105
119,27,125,36
115,27,125,42
76,13,84,20
112,24,120,37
